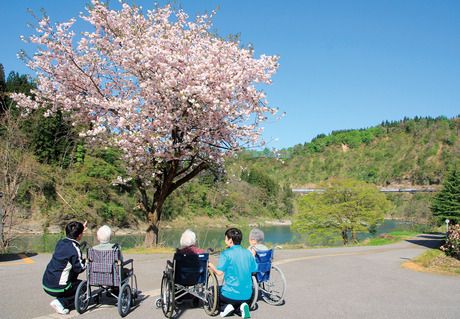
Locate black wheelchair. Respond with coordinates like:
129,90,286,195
250,249,286,308
74,244,138,317
156,252,219,318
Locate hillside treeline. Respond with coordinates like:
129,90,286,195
1,65,459,231
242,116,460,186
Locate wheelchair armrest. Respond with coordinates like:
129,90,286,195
167,260,173,268
122,259,133,267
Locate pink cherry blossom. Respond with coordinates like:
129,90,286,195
13,0,279,245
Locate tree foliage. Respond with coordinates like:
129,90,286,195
244,116,460,187
0,104,35,251
293,178,392,245
431,162,460,224
13,1,279,245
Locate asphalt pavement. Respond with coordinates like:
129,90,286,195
1,234,459,319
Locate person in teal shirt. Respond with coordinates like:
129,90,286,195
209,228,257,318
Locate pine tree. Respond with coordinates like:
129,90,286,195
431,163,460,224
0,64,5,109
0,64,5,92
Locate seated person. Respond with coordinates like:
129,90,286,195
175,229,204,307
248,228,269,256
93,225,128,295
177,229,205,254
93,225,118,252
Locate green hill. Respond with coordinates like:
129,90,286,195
239,116,460,187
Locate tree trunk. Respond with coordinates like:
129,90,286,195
0,194,3,249
136,160,208,247
144,210,160,247
341,229,349,245
351,229,357,243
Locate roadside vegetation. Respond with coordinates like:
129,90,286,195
407,249,460,276
362,231,421,246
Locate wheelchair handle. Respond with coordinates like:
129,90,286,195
80,241,88,250
207,248,222,256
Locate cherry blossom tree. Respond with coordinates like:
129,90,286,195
13,0,279,246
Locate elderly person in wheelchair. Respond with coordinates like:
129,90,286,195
74,225,138,317
248,228,269,256
92,225,131,296
177,229,205,255
157,229,219,318
247,228,287,307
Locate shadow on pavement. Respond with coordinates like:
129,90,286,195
0,252,37,262
415,233,445,240
405,234,444,249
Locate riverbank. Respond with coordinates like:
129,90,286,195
11,215,292,235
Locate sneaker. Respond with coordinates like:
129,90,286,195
220,304,235,317
240,302,250,319
50,299,70,315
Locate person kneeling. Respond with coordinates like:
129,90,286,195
42,221,87,315
209,228,257,319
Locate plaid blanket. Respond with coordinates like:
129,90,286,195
88,248,121,286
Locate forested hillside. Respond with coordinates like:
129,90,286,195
1,64,459,233
240,117,460,187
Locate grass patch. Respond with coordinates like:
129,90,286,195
409,249,460,275
414,249,443,267
361,231,420,246
123,245,175,254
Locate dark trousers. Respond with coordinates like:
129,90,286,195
44,280,81,309
219,289,250,316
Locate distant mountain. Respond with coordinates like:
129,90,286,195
238,116,460,187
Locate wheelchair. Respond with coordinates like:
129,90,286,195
156,252,219,318
74,244,138,317
250,249,286,308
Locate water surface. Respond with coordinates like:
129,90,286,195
9,219,425,253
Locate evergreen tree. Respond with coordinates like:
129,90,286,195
431,163,460,224
0,64,5,93
28,110,79,168
0,64,5,110
6,71,34,94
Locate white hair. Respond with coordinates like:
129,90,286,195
249,228,265,243
97,225,112,244
180,229,197,248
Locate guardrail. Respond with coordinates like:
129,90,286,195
292,188,437,194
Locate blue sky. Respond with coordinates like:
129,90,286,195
1,0,459,150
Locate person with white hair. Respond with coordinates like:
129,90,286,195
177,229,204,254
93,225,126,297
248,228,269,256
93,225,115,250
175,229,205,307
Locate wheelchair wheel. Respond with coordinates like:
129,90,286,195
75,280,90,314
203,271,219,316
160,273,175,318
118,282,132,317
249,276,259,310
260,265,286,305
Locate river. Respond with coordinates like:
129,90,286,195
9,219,428,253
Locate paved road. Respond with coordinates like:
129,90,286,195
1,234,459,319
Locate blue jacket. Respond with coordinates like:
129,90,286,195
42,238,86,292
